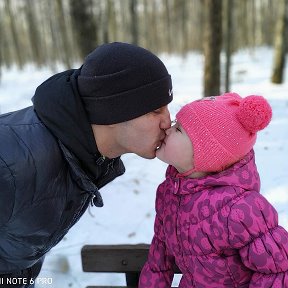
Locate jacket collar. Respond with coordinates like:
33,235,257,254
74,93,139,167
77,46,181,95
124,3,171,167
166,150,260,195
32,69,125,185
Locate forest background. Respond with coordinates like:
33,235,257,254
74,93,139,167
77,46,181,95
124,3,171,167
1,0,288,287
1,0,287,96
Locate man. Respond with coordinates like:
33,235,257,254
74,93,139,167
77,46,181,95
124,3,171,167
0,42,172,287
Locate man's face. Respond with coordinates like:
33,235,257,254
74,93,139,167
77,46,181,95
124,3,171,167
115,105,171,159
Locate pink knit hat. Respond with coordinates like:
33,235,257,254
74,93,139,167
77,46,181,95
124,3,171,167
176,92,272,173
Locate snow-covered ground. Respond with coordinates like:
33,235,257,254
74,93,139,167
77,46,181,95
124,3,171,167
0,47,287,287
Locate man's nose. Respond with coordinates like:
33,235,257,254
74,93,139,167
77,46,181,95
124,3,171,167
160,106,171,130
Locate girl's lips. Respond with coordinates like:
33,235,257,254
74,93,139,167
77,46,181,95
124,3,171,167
156,138,166,150
161,136,167,145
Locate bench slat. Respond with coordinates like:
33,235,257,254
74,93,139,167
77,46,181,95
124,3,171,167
82,244,150,273
82,243,181,287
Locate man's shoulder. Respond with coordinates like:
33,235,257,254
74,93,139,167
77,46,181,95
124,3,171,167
0,106,41,126
0,107,60,163
0,106,54,142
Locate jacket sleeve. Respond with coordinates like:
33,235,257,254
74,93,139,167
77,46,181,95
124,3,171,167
139,184,175,288
227,191,288,287
0,155,15,228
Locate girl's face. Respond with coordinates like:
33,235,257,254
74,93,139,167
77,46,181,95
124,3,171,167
156,121,194,174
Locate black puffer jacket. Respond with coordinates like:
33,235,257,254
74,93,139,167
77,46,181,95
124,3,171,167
0,69,125,273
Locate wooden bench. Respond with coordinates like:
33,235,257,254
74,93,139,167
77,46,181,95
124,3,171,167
81,244,181,288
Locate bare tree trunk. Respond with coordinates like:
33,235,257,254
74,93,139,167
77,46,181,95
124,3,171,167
203,0,222,97
25,0,43,66
70,0,98,58
180,0,188,54
164,0,172,53
106,0,117,42
4,0,24,68
271,0,288,84
149,0,159,53
0,36,2,82
248,0,256,47
262,0,277,46
224,0,233,92
119,0,130,42
47,1,62,70
101,0,117,43
0,5,3,80
190,1,205,51
0,0,283,69
130,0,138,45
172,0,186,54
55,0,72,68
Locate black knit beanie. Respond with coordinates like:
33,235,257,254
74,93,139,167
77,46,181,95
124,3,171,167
77,42,173,124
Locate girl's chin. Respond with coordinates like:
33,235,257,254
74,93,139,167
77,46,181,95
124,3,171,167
155,149,163,160
155,151,169,165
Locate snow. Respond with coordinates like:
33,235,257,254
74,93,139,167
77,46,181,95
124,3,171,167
0,47,287,287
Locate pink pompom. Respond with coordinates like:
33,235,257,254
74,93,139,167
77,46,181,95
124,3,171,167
236,95,272,133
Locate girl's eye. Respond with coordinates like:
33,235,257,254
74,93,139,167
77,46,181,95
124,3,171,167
176,127,181,132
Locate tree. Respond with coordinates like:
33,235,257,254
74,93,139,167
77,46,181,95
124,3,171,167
203,0,222,97
130,0,138,45
0,5,3,80
164,0,172,53
4,0,24,68
224,0,233,92
55,0,72,68
0,0,283,70
271,0,288,84
103,0,118,43
70,0,98,58
25,0,43,66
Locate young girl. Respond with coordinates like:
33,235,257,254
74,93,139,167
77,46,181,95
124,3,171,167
139,93,288,287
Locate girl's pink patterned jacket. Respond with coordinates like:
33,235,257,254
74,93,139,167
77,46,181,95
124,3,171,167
139,151,288,287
